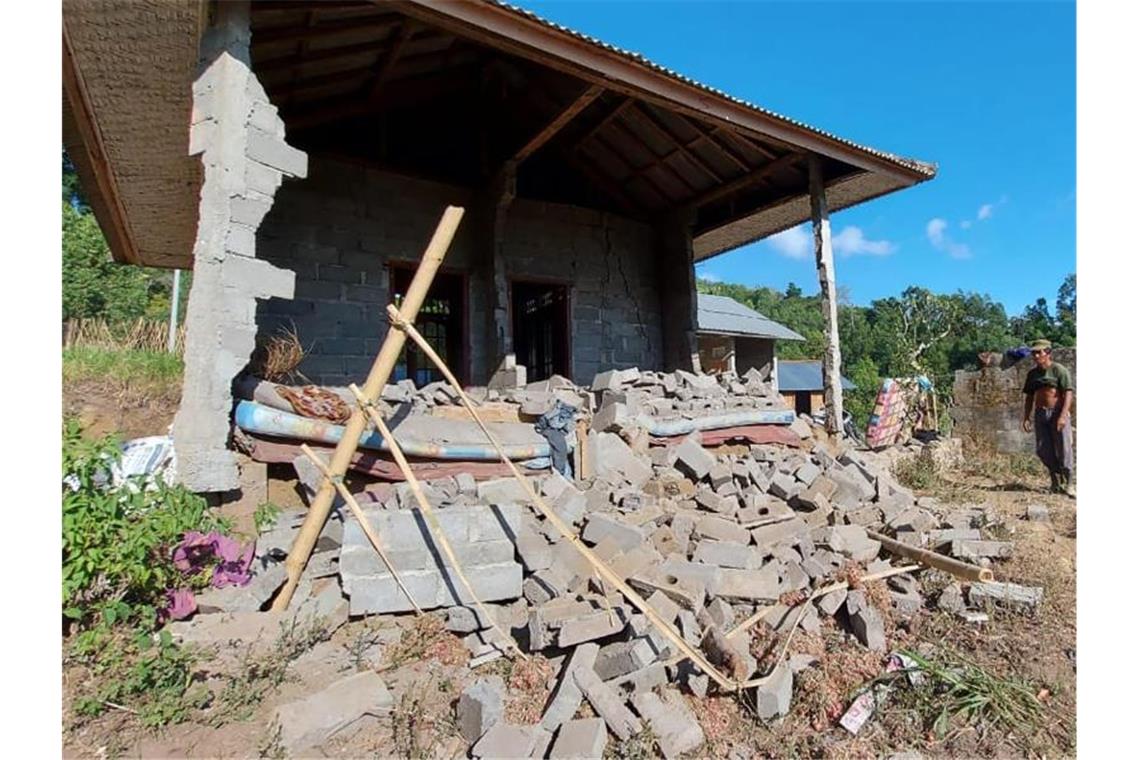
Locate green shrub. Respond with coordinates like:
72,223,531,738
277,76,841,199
61,419,229,629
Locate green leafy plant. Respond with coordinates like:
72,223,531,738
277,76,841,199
62,419,230,629
254,502,282,535
72,629,208,728
891,648,1043,738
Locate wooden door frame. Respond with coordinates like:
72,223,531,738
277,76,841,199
508,276,573,382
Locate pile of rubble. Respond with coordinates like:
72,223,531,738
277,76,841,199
177,367,1043,757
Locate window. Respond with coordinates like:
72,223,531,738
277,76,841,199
390,267,466,386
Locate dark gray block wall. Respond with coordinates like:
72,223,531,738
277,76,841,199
255,157,664,386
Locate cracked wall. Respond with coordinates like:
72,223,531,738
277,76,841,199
255,157,662,387
172,1,307,492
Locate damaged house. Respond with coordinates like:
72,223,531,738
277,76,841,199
62,0,935,494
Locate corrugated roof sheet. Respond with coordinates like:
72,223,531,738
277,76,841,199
489,1,936,178
777,360,857,392
696,294,805,341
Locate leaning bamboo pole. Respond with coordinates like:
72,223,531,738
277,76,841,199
272,206,464,611
384,304,737,692
348,384,525,659
297,444,423,616
867,530,994,582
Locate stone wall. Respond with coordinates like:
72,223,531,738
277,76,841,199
950,348,1077,454
255,156,663,386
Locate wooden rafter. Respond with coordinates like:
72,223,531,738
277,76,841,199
609,118,699,196
572,96,633,151
367,22,415,101
562,148,643,217
629,104,724,185
691,124,751,172
685,151,803,211
714,125,777,161
251,17,401,47
256,37,391,73
590,133,674,206
508,84,604,164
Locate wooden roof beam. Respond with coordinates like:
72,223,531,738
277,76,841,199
251,17,400,47
367,22,416,101
608,118,700,195
685,152,803,211
590,134,675,206
630,104,725,185
508,83,604,165
572,96,633,151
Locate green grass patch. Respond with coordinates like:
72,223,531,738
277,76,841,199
63,347,183,393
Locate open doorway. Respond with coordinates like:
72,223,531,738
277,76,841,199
511,281,570,382
390,266,467,386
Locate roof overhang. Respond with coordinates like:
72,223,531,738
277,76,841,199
62,0,934,267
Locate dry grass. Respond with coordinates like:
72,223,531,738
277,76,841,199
64,318,185,355
504,656,555,725
380,615,467,672
249,325,309,382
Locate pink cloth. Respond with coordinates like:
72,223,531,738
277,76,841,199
172,530,256,588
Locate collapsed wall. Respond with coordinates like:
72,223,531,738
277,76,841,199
951,347,1076,454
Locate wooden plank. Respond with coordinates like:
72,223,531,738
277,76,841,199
429,402,521,423
609,118,698,195
510,84,604,163
562,149,645,218
808,154,844,435
591,134,674,206
256,36,389,73
686,151,802,211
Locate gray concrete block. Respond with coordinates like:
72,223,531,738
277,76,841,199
1025,504,1050,522
558,608,630,648
472,723,542,760
272,670,391,753
247,126,308,178
750,517,810,551
541,643,599,731
573,666,643,741
695,515,751,544
712,564,780,602
692,539,764,569
582,513,646,551
968,581,1043,612
631,690,705,759
846,590,887,652
344,561,522,615
594,638,657,681
951,540,1014,560
604,661,668,697
549,717,607,760
753,662,794,720
674,438,715,481
457,676,506,743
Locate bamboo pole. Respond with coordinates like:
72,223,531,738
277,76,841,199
867,530,994,582
725,564,921,641
272,206,464,611
734,564,921,690
384,304,737,692
348,384,524,660
297,444,423,616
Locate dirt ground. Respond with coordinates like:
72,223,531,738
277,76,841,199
60,380,1076,757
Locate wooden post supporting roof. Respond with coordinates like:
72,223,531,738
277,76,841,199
808,154,844,435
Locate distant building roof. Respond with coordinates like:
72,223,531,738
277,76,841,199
696,294,806,341
777,360,856,392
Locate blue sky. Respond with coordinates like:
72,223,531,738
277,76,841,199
520,0,1075,315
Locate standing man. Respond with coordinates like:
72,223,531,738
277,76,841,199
1021,339,1075,497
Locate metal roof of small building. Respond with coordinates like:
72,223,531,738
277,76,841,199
696,294,806,341
777,360,857,392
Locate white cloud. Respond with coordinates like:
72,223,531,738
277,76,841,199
698,271,722,283
960,220,972,229
831,225,896,257
926,217,971,259
766,224,813,259
977,203,993,221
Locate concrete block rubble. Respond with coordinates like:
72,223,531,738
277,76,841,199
185,366,1042,756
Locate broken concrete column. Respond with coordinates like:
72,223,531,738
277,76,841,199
173,0,305,492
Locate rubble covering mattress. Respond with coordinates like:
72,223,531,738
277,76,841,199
234,400,549,461
651,424,803,448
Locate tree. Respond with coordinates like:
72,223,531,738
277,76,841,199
785,282,802,298
872,286,962,378
62,201,153,320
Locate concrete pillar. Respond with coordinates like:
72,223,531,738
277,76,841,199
473,168,516,382
656,215,700,373
808,154,844,434
172,0,307,492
